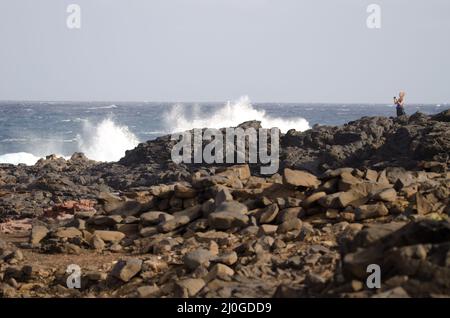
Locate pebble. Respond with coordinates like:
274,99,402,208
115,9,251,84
175,278,205,297
111,258,143,282
183,248,213,270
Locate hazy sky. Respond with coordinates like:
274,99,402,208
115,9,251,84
0,0,449,103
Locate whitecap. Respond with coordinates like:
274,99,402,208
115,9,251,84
1,138,28,143
141,131,165,135
88,104,118,110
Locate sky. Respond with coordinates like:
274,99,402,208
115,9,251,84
0,0,449,103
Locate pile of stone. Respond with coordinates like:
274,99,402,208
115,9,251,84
32,164,449,252
0,163,445,298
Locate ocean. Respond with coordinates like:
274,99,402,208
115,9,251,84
0,96,446,165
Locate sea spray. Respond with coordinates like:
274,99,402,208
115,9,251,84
163,96,310,133
76,118,139,162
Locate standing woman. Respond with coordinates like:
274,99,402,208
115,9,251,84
394,91,406,116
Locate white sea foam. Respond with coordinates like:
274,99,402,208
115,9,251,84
88,104,118,110
76,118,139,162
0,152,42,165
1,138,28,143
163,96,310,133
142,131,166,135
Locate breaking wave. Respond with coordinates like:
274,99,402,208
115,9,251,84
163,96,310,133
0,118,139,165
76,118,139,162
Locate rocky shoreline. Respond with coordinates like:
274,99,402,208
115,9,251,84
0,109,449,298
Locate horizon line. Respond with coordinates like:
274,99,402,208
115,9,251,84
0,99,448,105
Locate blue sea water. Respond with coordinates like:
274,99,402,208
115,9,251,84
0,98,446,165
